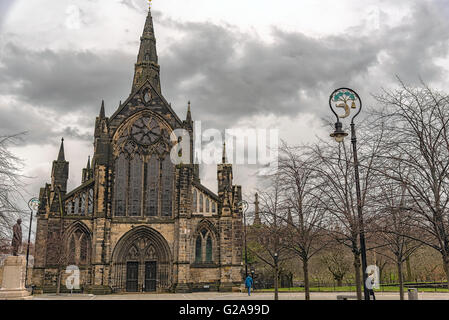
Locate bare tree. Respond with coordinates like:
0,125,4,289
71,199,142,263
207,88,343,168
248,173,291,300
310,118,385,299
278,143,329,300
371,180,421,299
321,245,351,287
0,133,27,241
374,80,449,289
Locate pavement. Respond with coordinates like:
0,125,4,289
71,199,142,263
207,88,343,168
31,291,449,300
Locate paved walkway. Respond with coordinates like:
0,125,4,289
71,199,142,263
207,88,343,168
32,291,449,300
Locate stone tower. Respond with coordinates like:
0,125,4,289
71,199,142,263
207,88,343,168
32,5,244,294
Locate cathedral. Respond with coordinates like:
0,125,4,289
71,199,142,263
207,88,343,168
32,7,244,294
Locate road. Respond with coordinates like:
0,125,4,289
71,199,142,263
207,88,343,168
32,291,449,300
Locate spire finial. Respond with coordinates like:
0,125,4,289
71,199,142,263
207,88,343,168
100,100,105,118
57,138,65,161
222,141,227,164
186,101,192,123
132,0,160,93
87,156,91,170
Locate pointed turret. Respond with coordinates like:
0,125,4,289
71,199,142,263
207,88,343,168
82,155,93,183
222,142,227,164
99,100,105,118
186,101,192,125
51,138,69,194
132,5,161,93
57,138,65,161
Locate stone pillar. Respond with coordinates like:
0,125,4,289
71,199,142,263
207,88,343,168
0,256,32,300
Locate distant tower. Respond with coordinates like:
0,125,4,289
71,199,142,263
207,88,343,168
253,193,261,225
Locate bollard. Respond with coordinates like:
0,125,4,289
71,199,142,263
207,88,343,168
407,288,418,300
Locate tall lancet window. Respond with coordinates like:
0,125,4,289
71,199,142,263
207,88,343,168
161,156,173,217
192,189,197,212
145,156,159,216
129,156,143,216
114,153,127,216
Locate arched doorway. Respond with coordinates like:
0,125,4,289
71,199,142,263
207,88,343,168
111,226,172,292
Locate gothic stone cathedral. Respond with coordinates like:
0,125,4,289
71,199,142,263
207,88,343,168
32,7,244,294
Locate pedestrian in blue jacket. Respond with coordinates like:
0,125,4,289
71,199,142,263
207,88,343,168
245,275,254,296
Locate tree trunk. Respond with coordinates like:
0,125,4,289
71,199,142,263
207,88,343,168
336,278,343,287
397,261,404,300
442,255,449,290
303,259,310,300
406,256,412,283
274,265,279,301
353,252,362,300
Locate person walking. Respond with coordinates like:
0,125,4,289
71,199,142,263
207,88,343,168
245,275,254,296
367,270,376,301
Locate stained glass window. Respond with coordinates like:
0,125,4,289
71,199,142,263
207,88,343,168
195,236,202,263
66,201,72,215
80,193,86,216
199,194,204,212
68,236,76,265
206,198,210,212
114,154,127,216
145,156,159,216
129,156,143,216
192,189,197,212
74,197,79,215
80,235,88,264
161,156,173,217
88,189,94,214
212,202,216,213
206,236,213,262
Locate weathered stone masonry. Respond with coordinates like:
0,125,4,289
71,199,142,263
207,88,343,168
32,7,244,294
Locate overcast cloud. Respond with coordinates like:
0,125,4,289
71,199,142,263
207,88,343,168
1,0,449,209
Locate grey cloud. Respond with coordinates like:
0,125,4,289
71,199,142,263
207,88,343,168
0,0,448,148
0,44,134,116
158,1,449,130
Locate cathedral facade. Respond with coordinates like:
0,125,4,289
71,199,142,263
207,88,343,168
32,7,244,294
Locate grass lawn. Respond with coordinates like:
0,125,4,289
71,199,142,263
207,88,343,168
256,286,449,293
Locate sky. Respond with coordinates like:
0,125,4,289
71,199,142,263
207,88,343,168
1,0,449,220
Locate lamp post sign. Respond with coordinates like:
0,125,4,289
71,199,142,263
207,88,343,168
328,88,369,301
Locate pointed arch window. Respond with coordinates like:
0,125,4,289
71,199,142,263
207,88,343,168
114,153,127,216
212,202,216,213
206,198,210,212
199,194,204,212
161,156,174,217
206,236,213,262
66,228,91,266
195,236,202,263
194,227,215,264
80,193,86,216
129,156,143,216
145,156,159,216
88,189,94,214
192,189,197,212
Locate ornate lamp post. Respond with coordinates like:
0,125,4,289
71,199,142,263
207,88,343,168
238,200,249,278
25,197,40,287
329,88,369,300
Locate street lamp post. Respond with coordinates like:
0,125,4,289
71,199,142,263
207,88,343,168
274,252,279,301
329,88,369,301
25,197,40,287
238,200,249,278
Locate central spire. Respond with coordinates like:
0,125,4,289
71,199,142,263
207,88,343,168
132,5,161,94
